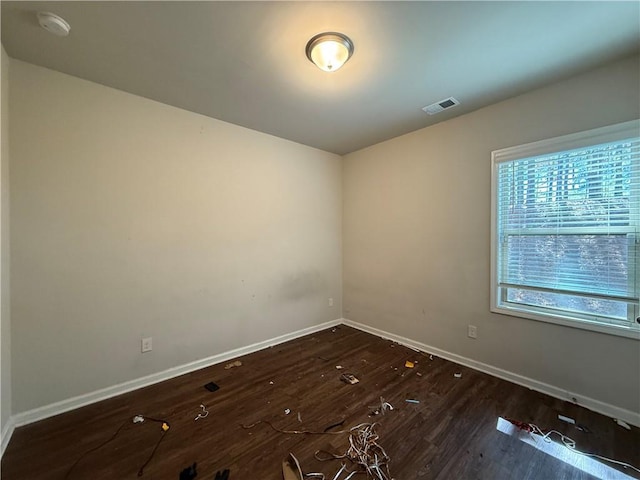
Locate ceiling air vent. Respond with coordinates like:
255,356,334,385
422,97,460,115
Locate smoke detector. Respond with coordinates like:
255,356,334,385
37,12,71,37
422,97,460,115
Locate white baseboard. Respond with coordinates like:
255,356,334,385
1,416,15,457
4,315,636,459
10,318,342,430
343,318,640,428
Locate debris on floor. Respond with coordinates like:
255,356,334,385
500,417,640,474
405,360,415,368
575,423,592,433
369,397,394,416
138,418,171,475
179,462,198,480
340,373,360,384
204,381,220,392
282,453,304,480
297,412,302,423
249,422,395,477
405,399,420,404
243,418,349,436
335,365,344,369
416,372,423,377
194,404,209,421
454,372,462,378
315,422,393,480
214,469,230,480
323,419,345,432
614,418,631,430
284,408,291,415
429,355,434,360
558,414,575,425
503,417,533,432
224,360,243,369
327,465,350,479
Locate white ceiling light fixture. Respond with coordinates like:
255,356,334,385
305,32,354,72
37,12,71,37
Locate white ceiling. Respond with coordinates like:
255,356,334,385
2,1,639,155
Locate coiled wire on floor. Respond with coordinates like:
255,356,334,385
314,422,392,480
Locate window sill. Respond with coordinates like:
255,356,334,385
491,305,640,340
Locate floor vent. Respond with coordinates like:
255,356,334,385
422,97,460,115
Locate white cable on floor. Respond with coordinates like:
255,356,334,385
528,423,640,474
194,404,209,421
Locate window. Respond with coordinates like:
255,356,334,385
491,120,640,338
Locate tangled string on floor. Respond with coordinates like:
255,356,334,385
315,422,393,480
244,419,393,479
505,418,640,474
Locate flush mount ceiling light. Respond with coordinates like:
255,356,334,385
305,32,354,72
37,11,71,37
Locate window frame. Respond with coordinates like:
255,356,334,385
490,120,640,339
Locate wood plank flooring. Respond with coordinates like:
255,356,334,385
2,326,639,479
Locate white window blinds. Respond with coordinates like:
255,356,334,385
491,120,640,334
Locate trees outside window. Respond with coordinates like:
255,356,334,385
491,121,639,337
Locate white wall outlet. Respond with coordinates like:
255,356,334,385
468,325,477,339
328,297,334,307
141,337,153,353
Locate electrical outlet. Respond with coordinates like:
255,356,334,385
468,325,477,339
141,337,153,353
328,297,334,307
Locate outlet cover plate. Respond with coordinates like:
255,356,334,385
141,337,153,353
468,325,477,339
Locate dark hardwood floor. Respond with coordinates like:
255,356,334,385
2,326,639,479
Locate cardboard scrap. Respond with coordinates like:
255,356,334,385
224,360,243,369
340,373,359,385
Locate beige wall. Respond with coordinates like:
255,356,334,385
1,45,11,434
10,60,342,413
6,51,639,420
343,54,640,413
